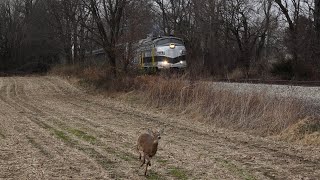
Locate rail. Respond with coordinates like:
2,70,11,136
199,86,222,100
216,79,320,87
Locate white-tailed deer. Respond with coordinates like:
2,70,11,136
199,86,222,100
137,129,163,176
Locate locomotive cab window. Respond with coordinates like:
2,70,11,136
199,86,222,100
156,38,184,46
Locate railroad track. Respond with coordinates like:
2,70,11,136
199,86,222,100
217,79,320,87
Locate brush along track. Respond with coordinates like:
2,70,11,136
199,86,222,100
0,76,320,180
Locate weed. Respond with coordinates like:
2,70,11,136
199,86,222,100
54,129,73,144
157,159,168,164
119,155,131,161
68,129,96,144
52,128,119,175
147,170,164,180
118,152,135,162
217,158,255,180
169,167,188,180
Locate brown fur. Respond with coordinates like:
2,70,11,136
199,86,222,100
137,129,163,176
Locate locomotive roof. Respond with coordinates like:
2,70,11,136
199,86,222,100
153,36,183,41
138,36,183,44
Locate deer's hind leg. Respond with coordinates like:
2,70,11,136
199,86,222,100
140,153,146,167
144,155,151,176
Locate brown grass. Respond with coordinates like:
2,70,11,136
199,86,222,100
278,117,320,145
131,75,308,136
50,65,319,140
50,64,107,80
50,64,135,92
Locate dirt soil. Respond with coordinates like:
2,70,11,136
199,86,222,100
0,76,320,180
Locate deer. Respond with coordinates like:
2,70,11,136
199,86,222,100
137,129,163,176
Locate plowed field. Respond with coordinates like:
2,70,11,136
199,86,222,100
0,76,319,179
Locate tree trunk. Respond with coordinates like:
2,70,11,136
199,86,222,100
315,0,320,41
79,25,85,63
275,0,298,77
65,19,73,64
108,51,117,79
73,21,78,64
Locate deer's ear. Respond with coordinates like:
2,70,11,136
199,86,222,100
147,129,153,135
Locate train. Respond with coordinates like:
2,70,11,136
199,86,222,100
85,35,187,70
132,36,187,70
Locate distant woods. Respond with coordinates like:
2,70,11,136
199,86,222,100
0,0,319,79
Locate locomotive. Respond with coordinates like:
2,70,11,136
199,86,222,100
132,36,187,70
85,35,187,70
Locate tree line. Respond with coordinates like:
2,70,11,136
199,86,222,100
0,0,319,79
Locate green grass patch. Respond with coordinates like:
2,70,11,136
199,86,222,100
217,159,255,180
54,129,73,144
26,116,123,176
117,152,134,161
147,170,165,180
51,128,122,177
157,159,168,164
168,167,188,180
119,155,131,161
68,129,96,144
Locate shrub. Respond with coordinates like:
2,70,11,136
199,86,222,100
270,59,294,80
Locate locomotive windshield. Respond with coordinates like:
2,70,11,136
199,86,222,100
156,38,184,45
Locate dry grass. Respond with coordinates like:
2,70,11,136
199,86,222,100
227,68,246,80
50,65,319,140
131,75,308,136
278,117,320,145
50,64,107,80
50,64,135,92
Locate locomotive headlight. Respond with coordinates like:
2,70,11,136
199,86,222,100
169,43,175,49
163,60,168,65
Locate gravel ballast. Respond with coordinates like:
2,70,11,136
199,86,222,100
213,82,320,115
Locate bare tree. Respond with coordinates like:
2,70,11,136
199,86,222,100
0,0,319,79
274,0,297,62
47,0,84,64
0,0,60,72
153,0,193,37
86,0,129,77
